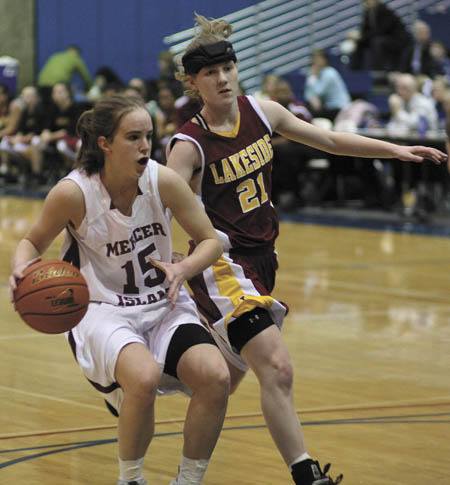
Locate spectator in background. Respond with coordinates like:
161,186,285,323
387,73,438,135
400,20,439,78
38,45,92,106
29,82,85,180
128,77,148,101
351,0,410,71
270,78,315,209
87,66,124,101
0,83,10,132
304,49,351,121
446,113,450,169
430,77,450,129
0,83,22,140
147,50,184,102
156,84,178,161
388,74,441,218
123,82,162,162
430,41,450,82
158,50,184,98
253,74,280,102
0,86,47,181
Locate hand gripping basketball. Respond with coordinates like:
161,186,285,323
13,259,89,334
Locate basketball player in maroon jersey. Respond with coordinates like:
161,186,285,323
167,14,447,485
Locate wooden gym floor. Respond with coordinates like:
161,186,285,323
1,195,449,484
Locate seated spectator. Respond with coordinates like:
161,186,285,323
156,84,178,161
158,50,184,98
38,45,92,106
147,50,184,102
430,41,450,82
253,74,280,101
0,83,23,140
274,78,312,122
430,77,450,129
271,78,323,210
0,86,47,179
400,20,440,78
304,49,351,121
446,116,450,171
351,0,411,71
30,82,85,180
87,66,123,101
122,85,161,162
334,99,380,132
387,73,438,135
128,77,148,100
0,83,10,132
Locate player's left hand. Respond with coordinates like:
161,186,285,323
395,145,447,164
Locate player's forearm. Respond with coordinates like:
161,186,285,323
180,238,222,279
12,239,41,269
328,131,404,159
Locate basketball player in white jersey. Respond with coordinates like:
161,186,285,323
10,94,230,485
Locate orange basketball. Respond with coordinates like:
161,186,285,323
13,259,89,334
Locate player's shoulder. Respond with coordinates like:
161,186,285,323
44,176,86,221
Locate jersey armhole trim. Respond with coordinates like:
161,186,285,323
168,134,205,197
60,174,88,233
246,95,273,135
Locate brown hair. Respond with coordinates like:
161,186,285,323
75,94,145,175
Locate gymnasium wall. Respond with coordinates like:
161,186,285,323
0,0,35,90
35,0,257,86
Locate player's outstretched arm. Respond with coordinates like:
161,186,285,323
259,99,447,164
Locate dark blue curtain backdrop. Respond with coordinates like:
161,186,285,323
36,0,256,83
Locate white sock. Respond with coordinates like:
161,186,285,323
119,456,145,481
289,452,312,470
175,456,209,484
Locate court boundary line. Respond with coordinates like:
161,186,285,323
1,395,449,440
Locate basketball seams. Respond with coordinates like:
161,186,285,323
14,282,88,304
20,308,87,317
13,260,90,334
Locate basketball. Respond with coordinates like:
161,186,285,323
13,259,89,334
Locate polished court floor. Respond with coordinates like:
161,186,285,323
1,195,449,484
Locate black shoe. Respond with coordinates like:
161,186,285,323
291,459,343,485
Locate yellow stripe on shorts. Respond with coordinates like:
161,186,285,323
212,256,278,326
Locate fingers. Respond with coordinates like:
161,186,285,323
148,256,166,273
8,275,17,304
414,147,447,165
148,257,185,306
167,282,180,307
148,257,178,284
25,257,41,268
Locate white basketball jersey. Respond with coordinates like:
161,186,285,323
61,160,172,309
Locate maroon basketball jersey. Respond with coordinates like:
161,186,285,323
171,95,279,250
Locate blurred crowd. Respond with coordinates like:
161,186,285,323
1,1,449,220
0,47,195,189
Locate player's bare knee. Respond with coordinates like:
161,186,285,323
265,355,294,392
123,373,159,403
195,362,230,399
212,364,231,397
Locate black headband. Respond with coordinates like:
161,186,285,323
182,41,237,75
